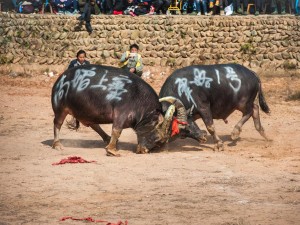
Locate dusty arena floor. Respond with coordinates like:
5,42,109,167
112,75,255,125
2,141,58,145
0,68,299,225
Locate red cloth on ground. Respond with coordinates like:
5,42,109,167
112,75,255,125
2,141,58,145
60,217,128,224
52,156,96,165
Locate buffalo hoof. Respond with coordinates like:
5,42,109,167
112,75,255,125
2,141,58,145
106,148,120,157
231,127,242,141
214,142,224,151
199,136,207,143
231,132,240,141
136,145,149,154
52,141,63,150
199,131,208,143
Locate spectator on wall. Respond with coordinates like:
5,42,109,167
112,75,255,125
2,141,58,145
123,0,138,16
287,0,295,14
208,0,225,15
182,0,196,14
271,0,286,13
195,0,208,15
17,0,43,13
123,0,152,16
119,44,143,77
103,0,115,15
151,0,170,14
77,0,95,34
232,0,244,14
68,50,90,69
53,0,79,14
295,0,300,14
253,0,265,15
112,0,127,14
12,0,18,10
79,0,101,13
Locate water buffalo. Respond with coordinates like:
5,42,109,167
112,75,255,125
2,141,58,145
159,63,270,150
51,65,188,156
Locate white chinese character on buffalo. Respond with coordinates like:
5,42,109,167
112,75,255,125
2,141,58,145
106,75,132,101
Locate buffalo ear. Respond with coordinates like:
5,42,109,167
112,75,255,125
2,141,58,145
156,114,164,128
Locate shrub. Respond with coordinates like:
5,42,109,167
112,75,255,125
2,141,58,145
286,91,300,101
282,61,297,70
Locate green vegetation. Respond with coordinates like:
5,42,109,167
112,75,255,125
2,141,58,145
167,58,176,67
149,61,155,66
94,60,103,65
282,61,297,70
23,41,30,49
16,31,22,38
113,51,118,58
0,36,12,46
0,55,12,64
180,30,186,39
286,91,300,101
166,26,173,32
240,37,256,64
240,42,256,54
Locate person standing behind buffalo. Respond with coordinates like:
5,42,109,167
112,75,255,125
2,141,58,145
119,44,143,77
68,50,90,69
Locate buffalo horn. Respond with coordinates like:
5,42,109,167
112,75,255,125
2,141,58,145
159,97,187,125
160,103,176,135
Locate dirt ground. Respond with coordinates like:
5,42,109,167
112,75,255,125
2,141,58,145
0,66,299,225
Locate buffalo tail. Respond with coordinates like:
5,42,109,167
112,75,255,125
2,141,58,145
258,83,271,114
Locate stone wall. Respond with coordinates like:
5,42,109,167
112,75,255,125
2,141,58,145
0,13,300,72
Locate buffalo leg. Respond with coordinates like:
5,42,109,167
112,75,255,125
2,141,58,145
105,128,122,157
199,107,223,151
90,124,111,144
231,110,252,141
252,104,269,140
52,112,68,150
206,125,224,151
136,144,149,154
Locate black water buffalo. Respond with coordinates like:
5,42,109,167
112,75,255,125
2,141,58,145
159,63,270,150
51,65,188,156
